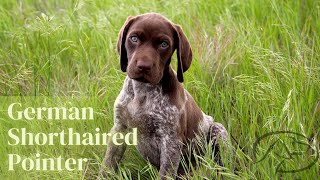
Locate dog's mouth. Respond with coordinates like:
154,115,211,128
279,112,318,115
127,67,162,85
128,73,151,83
134,77,149,83
129,73,160,85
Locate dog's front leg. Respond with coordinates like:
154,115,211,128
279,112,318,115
101,123,128,176
159,138,181,180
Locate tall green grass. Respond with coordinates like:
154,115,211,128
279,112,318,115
0,0,319,179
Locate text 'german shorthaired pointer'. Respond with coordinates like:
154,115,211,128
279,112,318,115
102,13,228,179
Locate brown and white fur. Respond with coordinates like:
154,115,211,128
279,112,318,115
101,13,228,179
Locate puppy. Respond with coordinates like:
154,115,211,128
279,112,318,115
102,13,228,179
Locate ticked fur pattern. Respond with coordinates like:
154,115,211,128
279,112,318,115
103,77,227,179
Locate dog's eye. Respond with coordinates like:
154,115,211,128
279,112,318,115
160,41,169,48
130,35,139,43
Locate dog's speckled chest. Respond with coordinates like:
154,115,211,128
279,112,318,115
114,77,181,167
117,78,180,133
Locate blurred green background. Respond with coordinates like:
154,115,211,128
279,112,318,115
0,0,319,179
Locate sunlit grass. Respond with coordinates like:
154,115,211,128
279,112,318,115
0,0,319,179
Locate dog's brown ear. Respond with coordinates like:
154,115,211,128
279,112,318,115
174,25,192,82
117,16,136,72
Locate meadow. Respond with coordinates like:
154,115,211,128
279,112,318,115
0,0,319,179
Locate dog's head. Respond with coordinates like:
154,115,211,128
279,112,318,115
117,13,192,84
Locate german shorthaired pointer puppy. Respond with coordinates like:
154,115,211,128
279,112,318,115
102,13,228,179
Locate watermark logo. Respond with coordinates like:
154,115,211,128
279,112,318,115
253,131,319,173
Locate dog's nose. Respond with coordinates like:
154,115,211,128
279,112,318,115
137,61,152,72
